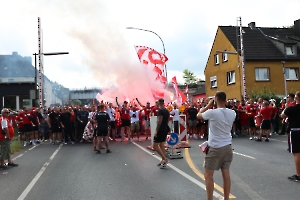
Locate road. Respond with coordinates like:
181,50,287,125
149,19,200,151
0,134,299,200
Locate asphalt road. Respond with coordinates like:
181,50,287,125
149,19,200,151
0,134,299,200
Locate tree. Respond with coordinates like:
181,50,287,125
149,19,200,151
72,99,82,106
182,69,199,86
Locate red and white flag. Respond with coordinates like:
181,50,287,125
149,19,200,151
185,85,189,101
172,76,187,104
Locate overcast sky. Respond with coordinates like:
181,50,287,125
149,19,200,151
1,0,299,90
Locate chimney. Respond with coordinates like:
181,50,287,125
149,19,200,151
295,19,300,36
12,51,18,56
248,22,256,30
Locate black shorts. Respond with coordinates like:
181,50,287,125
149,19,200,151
248,117,255,128
121,119,130,127
260,119,271,130
32,125,39,131
23,124,32,132
154,131,168,143
109,121,116,129
97,129,108,137
290,130,300,153
93,129,97,137
18,127,24,134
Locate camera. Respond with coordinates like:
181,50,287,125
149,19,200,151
132,113,136,118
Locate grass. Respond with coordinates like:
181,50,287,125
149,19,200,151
10,139,24,154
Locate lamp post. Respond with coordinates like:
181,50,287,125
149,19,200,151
33,52,69,107
126,27,168,87
281,61,287,97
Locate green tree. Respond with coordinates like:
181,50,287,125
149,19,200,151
72,99,82,106
182,69,199,86
247,84,281,106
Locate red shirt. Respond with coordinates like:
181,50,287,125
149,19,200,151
70,111,75,121
16,116,24,128
238,105,248,119
271,106,278,118
23,111,33,124
151,106,159,116
260,106,273,120
144,107,152,121
288,101,296,107
121,107,130,120
0,117,14,141
246,105,257,117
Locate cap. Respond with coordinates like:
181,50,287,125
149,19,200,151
32,107,36,111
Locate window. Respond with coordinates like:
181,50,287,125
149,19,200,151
222,52,228,62
227,71,236,85
214,54,219,65
285,68,299,80
8,78,14,82
286,45,297,56
255,68,270,81
210,76,217,88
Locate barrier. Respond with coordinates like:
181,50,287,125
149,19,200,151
166,133,183,159
174,114,191,148
147,116,157,151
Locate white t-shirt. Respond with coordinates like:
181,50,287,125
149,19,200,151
106,107,116,121
202,108,236,148
170,109,179,121
130,110,140,123
1,118,8,129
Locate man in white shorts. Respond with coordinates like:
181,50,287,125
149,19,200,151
197,91,236,200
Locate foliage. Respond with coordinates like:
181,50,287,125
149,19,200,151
72,99,82,106
10,140,24,154
247,84,281,106
182,69,200,86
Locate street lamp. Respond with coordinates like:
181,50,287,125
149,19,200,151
281,61,287,97
126,27,168,87
33,52,69,107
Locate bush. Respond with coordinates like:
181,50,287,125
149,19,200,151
10,140,24,154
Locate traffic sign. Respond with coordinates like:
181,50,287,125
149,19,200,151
167,133,179,146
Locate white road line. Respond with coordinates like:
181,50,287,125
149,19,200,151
17,144,63,200
132,142,224,199
268,138,287,143
233,152,256,159
12,153,24,161
28,144,40,151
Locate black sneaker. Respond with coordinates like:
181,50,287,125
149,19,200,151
96,150,101,154
288,175,300,182
265,138,269,142
106,150,112,153
255,138,262,142
8,163,18,167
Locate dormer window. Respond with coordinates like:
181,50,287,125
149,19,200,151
285,45,297,56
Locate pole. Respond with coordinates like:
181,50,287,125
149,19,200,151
33,53,38,101
126,27,168,87
38,17,43,108
239,17,247,100
282,61,287,97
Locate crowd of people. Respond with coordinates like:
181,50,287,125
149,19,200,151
1,90,299,199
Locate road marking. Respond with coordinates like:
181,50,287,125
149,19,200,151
233,152,256,159
184,148,236,199
12,153,24,161
268,138,287,143
132,142,224,199
17,144,63,200
28,144,40,151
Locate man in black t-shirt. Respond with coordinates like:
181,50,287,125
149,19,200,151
47,107,61,145
59,107,75,144
153,98,170,167
93,105,111,154
187,103,198,139
77,106,89,142
281,91,300,182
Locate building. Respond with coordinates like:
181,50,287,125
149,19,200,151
0,52,67,110
205,19,300,100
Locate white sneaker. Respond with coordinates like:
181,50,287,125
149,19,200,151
49,139,52,143
32,141,37,146
200,135,204,139
187,134,190,139
193,134,198,139
71,142,75,144
138,139,141,142
23,141,27,147
249,137,253,140
108,137,113,141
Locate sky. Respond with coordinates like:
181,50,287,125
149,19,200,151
0,0,299,91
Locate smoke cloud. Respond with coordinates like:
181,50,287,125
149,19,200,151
41,0,172,104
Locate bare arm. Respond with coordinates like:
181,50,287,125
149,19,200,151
197,99,214,121
155,115,163,133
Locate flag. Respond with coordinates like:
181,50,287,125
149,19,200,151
151,89,164,100
172,76,187,104
185,85,189,101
